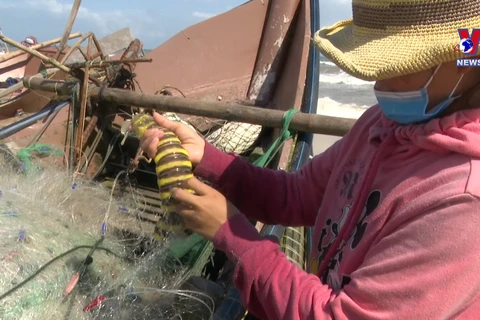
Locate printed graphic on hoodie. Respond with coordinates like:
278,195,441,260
320,190,381,290
310,158,381,291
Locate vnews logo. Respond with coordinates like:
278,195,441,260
454,28,480,67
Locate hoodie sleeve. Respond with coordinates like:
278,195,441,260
213,193,480,320
193,139,342,227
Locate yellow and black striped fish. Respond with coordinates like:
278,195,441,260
131,113,195,240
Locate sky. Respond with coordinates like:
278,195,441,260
0,0,353,50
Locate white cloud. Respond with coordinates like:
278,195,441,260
192,11,217,19
0,0,195,47
24,0,76,14
0,0,348,48
0,0,143,36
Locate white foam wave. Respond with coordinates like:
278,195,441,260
320,60,336,67
317,97,371,119
320,71,374,86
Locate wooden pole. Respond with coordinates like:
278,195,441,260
0,35,71,73
0,68,58,101
60,32,92,64
0,33,82,63
76,66,89,159
53,0,82,60
22,77,357,136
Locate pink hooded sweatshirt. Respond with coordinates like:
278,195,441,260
194,105,480,320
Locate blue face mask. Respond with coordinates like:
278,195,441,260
374,64,464,125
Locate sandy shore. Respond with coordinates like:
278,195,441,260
312,134,341,156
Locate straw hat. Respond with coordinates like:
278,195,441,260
313,0,480,81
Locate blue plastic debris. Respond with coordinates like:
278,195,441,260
6,77,18,87
72,182,78,190
101,222,107,236
118,206,128,212
18,228,27,241
18,163,26,173
3,210,19,217
126,286,140,303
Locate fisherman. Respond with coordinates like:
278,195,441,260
140,0,480,318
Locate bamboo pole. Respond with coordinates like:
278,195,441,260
22,77,357,136
90,33,105,60
0,33,82,63
60,32,92,64
76,66,89,158
53,0,82,60
0,35,71,73
0,82,24,101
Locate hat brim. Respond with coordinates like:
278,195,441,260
314,19,469,81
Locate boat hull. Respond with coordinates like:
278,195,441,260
0,47,68,118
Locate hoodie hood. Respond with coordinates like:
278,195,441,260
368,105,480,159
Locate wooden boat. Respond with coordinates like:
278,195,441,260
0,34,85,118
0,29,135,120
0,0,321,318
0,46,72,119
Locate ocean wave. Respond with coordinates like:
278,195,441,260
320,60,336,67
320,71,374,87
317,97,372,119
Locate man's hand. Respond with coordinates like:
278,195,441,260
172,177,240,241
139,112,205,166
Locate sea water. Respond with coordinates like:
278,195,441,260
317,55,376,119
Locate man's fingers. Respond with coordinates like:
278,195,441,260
175,204,201,233
140,137,159,158
182,177,211,196
153,112,183,132
139,128,163,158
171,187,199,207
175,203,196,218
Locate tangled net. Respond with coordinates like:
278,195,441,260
205,122,262,154
0,150,214,320
162,112,262,155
